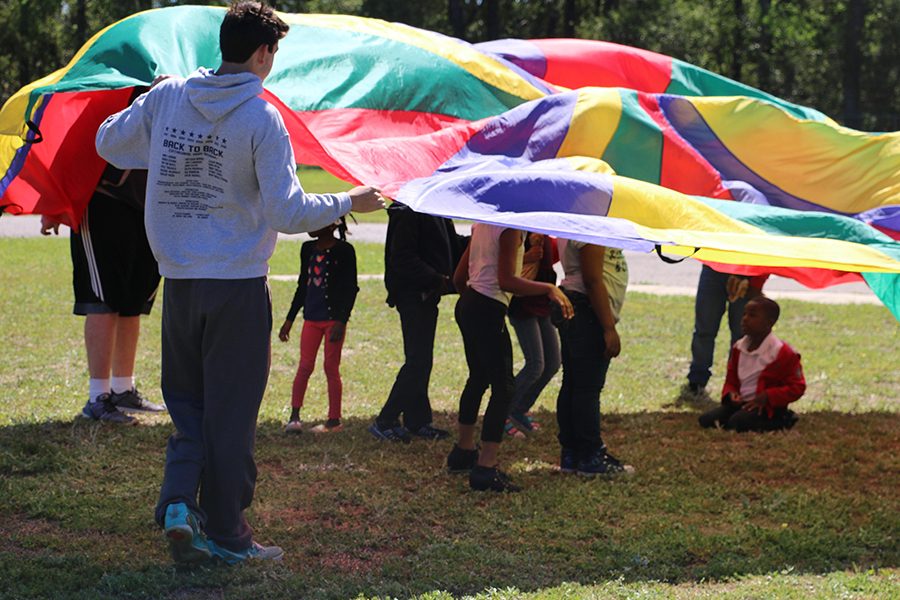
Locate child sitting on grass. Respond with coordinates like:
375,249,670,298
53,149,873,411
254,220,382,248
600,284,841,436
699,296,805,432
279,218,358,433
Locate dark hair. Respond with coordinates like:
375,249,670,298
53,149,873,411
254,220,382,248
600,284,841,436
337,215,355,242
748,295,780,324
220,2,289,63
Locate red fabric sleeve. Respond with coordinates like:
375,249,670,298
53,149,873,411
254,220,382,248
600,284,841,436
721,345,742,401
749,274,770,290
763,345,806,409
549,236,560,265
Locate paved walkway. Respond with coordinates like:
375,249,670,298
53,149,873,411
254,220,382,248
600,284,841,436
2,214,879,305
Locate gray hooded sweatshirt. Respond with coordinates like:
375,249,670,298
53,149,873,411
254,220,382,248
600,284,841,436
96,68,350,279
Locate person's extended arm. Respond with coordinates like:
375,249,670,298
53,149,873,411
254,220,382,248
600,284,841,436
95,88,155,169
580,244,620,359
254,116,382,233
497,229,572,319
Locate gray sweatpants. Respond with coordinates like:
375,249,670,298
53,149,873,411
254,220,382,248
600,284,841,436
154,277,272,552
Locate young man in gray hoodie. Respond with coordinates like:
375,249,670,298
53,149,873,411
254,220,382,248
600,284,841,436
95,1,383,564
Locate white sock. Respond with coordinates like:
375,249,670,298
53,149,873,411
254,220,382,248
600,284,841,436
89,378,111,402
111,376,135,394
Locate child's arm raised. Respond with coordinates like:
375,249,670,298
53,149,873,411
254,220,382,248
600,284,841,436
497,229,573,319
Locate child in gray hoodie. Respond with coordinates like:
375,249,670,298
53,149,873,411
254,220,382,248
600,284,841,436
96,1,383,565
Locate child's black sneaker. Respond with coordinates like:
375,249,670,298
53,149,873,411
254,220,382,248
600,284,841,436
410,423,450,440
559,447,578,473
446,444,478,473
469,465,521,492
577,450,634,477
368,420,412,443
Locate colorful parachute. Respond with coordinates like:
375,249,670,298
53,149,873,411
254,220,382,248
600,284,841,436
1,6,899,317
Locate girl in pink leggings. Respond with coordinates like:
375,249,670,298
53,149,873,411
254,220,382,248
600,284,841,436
279,218,358,433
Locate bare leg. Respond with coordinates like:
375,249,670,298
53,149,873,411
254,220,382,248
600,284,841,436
457,423,477,450
85,313,117,379
477,441,499,468
112,316,141,378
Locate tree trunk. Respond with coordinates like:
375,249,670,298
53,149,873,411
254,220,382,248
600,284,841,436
757,0,771,91
563,0,576,37
484,0,500,40
75,0,87,49
448,0,466,39
842,0,866,128
731,0,743,81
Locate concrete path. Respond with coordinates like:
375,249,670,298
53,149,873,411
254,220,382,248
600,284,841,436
2,214,879,305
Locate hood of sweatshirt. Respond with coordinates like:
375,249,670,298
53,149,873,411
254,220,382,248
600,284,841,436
185,67,263,122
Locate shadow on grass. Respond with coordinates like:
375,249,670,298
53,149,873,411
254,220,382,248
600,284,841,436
1,409,898,599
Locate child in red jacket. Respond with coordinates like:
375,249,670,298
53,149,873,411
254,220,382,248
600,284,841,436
699,296,805,432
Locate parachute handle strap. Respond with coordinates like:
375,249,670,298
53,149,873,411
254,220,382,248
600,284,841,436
654,244,700,264
25,120,44,144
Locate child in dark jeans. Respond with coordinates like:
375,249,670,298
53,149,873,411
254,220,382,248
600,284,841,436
279,218,358,433
555,240,632,476
699,296,805,432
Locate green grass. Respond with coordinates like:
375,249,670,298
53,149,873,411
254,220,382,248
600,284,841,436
1,237,898,599
298,166,388,224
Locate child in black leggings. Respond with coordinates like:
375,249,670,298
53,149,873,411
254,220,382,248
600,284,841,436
448,224,572,492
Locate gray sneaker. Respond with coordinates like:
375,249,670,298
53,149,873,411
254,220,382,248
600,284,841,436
111,388,166,413
81,394,136,424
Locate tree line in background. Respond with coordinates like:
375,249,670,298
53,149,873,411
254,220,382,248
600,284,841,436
1,0,898,130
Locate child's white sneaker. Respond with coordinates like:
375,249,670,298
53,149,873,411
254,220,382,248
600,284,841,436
285,419,303,433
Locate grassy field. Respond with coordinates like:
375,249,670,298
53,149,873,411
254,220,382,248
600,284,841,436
0,236,898,599
299,166,388,223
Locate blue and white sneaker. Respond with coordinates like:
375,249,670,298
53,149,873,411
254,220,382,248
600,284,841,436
207,540,284,565
80,394,136,425
164,502,211,564
368,421,412,444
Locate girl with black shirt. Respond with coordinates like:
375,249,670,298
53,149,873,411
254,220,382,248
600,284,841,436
279,219,358,433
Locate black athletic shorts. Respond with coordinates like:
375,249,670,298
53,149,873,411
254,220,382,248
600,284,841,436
71,192,160,317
